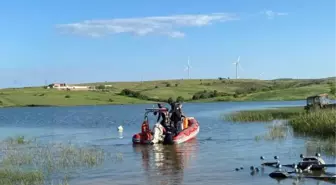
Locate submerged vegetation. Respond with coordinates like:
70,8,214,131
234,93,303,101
0,136,122,185
305,137,336,156
255,121,290,141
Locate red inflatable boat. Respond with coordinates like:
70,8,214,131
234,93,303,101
132,108,200,145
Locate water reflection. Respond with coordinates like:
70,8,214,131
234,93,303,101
133,139,199,185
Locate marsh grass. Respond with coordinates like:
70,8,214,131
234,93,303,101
305,137,336,156
225,107,335,140
224,107,304,122
0,136,122,185
2,143,106,171
0,169,44,185
289,109,336,138
255,121,291,141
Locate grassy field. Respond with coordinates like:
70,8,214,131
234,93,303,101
0,77,335,107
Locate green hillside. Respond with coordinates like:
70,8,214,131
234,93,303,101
0,77,335,107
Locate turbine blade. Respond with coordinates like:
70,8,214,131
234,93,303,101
238,63,244,71
237,56,240,62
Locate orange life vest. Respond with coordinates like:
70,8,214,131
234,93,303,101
141,121,150,133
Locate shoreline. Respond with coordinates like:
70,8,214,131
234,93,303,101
0,99,306,109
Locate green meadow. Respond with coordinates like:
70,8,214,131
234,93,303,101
0,77,335,107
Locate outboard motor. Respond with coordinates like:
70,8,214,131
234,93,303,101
163,131,174,145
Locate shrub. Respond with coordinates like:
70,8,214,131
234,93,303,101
331,87,336,95
65,95,70,98
176,96,184,102
167,97,173,104
192,90,230,100
96,85,105,90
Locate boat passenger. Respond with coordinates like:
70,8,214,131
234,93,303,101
169,102,185,134
156,103,169,130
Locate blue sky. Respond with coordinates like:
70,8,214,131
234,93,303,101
0,0,335,88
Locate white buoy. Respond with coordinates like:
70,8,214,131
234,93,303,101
118,125,123,132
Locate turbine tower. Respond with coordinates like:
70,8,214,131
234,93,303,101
233,56,242,79
184,57,192,79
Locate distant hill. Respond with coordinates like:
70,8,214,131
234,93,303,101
0,77,335,107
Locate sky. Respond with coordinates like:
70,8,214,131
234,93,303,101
0,0,335,88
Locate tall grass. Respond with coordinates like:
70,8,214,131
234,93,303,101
0,169,43,185
223,107,304,122
255,121,290,141
0,136,122,185
223,107,335,138
289,109,336,138
305,137,336,156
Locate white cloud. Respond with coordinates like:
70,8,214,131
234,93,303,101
56,13,239,38
262,10,288,19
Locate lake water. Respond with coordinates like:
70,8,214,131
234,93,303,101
0,100,335,185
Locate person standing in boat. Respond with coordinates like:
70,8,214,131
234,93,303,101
169,102,185,134
156,103,169,130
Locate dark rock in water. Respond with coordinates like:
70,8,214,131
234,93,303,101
240,167,244,170
235,168,239,171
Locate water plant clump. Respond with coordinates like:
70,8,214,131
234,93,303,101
305,137,336,156
224,107,335,140
0,137,121,185
289,109,336,138
255,121,291,141
223,107,304,122
0,169,44,185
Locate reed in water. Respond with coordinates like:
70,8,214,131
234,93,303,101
223,107,303,122
0,136,122,185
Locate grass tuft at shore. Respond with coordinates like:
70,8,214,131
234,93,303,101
223,107,304,122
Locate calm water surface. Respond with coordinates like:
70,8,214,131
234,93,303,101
0,100,335,185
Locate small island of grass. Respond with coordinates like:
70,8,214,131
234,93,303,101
223,107,336,139
224,106,305,122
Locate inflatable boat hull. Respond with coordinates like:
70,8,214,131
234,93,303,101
132,117,199,145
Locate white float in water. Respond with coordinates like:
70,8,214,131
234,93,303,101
118,125,123,132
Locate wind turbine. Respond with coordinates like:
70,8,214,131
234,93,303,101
184,57,192,79
233,56,243,79
259,72,264,80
